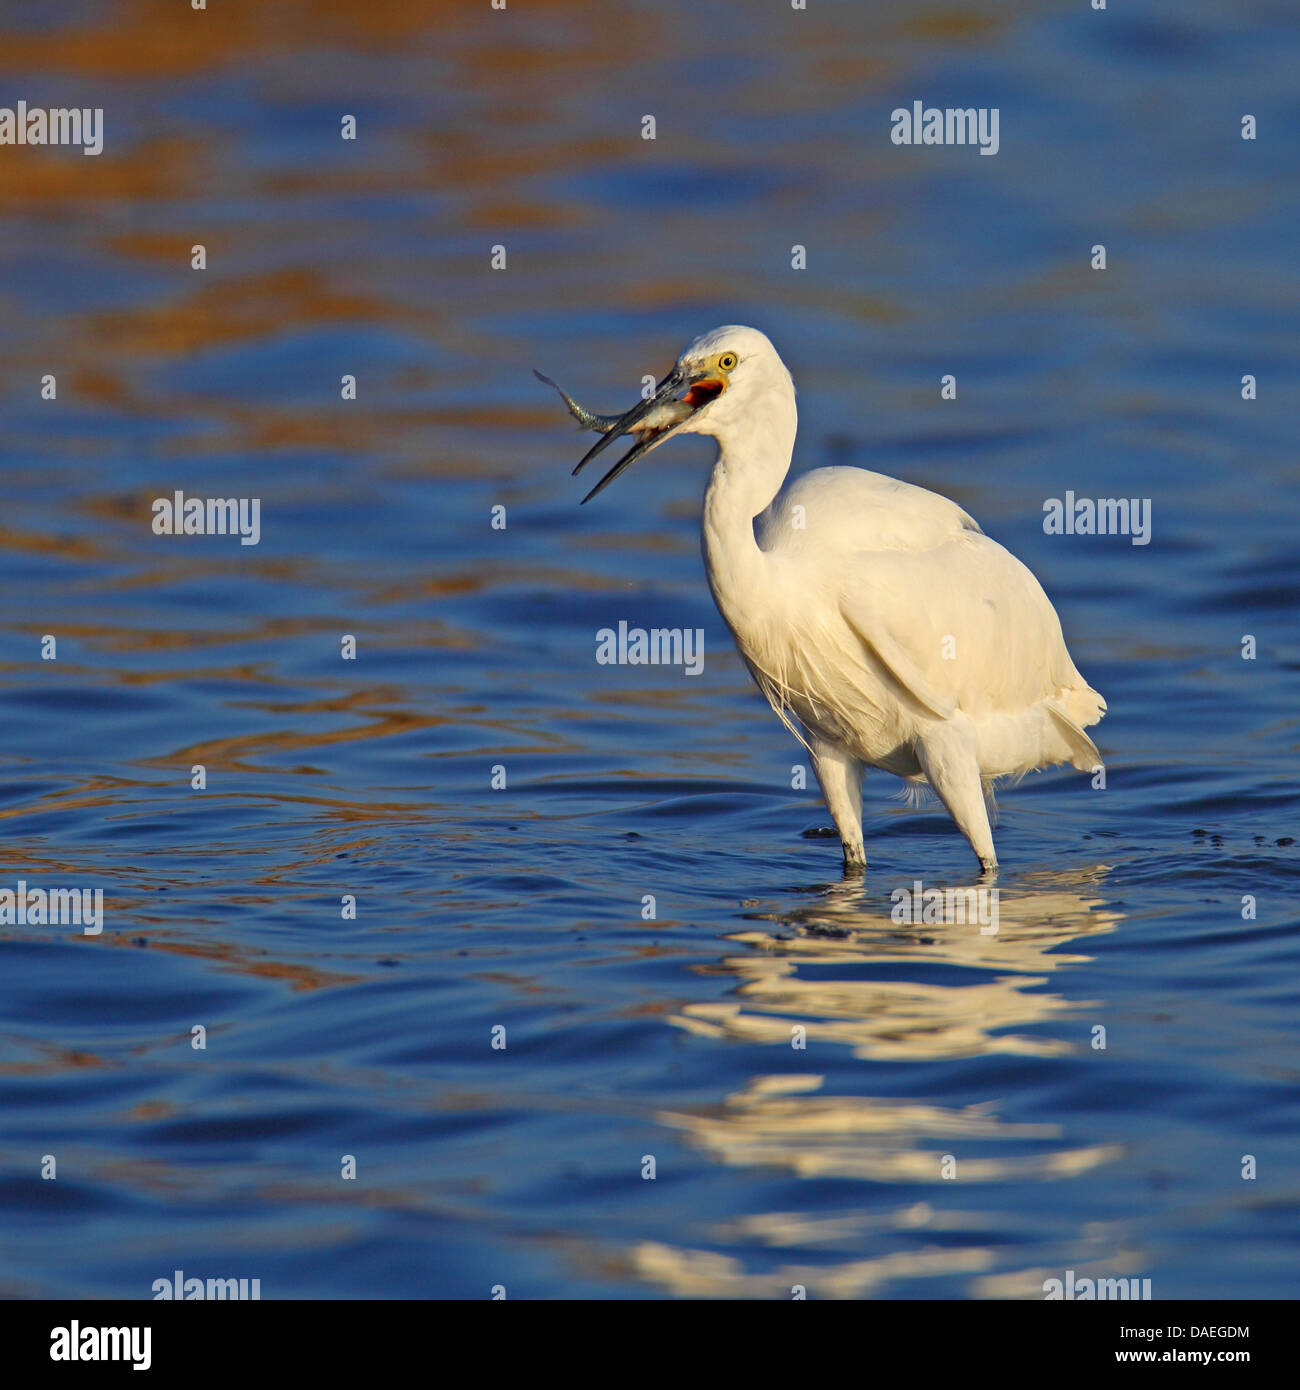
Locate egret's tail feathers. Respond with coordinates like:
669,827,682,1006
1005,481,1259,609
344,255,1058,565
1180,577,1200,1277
1047,703,1103,772
1060,683,1106,730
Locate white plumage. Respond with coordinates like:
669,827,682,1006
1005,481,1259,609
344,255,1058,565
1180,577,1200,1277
558,324,1105,873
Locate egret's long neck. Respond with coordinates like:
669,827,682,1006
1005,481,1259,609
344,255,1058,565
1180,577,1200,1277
700,383,796,635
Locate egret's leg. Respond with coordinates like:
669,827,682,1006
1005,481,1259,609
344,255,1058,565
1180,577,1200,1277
810,739,866,868
914,728,998,873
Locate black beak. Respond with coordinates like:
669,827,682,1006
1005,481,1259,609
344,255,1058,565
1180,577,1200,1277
573,365,691,504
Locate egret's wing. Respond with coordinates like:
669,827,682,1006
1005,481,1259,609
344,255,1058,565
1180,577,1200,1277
840,610,956,721
837,530,1094,722
758,465,1102,735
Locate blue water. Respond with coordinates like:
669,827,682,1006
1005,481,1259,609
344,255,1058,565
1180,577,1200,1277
1,0,1297,1298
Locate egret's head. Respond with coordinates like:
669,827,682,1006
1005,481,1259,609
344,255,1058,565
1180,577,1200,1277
571,325,792,502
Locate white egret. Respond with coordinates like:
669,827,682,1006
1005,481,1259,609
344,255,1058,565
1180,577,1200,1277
542,326,1105,874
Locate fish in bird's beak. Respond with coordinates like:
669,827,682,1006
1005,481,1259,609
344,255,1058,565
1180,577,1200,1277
537,364,727,503
533,370,623,434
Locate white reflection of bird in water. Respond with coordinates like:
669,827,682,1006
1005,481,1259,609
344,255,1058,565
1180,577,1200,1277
639,875,1128,1299
542,326,1105,874
674,870,1123,1062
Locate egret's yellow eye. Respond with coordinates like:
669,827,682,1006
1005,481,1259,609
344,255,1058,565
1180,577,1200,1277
718,352,738,371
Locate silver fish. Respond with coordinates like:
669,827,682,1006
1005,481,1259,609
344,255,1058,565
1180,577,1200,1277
534,370,621,434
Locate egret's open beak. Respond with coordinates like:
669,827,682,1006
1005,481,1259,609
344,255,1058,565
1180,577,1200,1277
573,365,725,503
